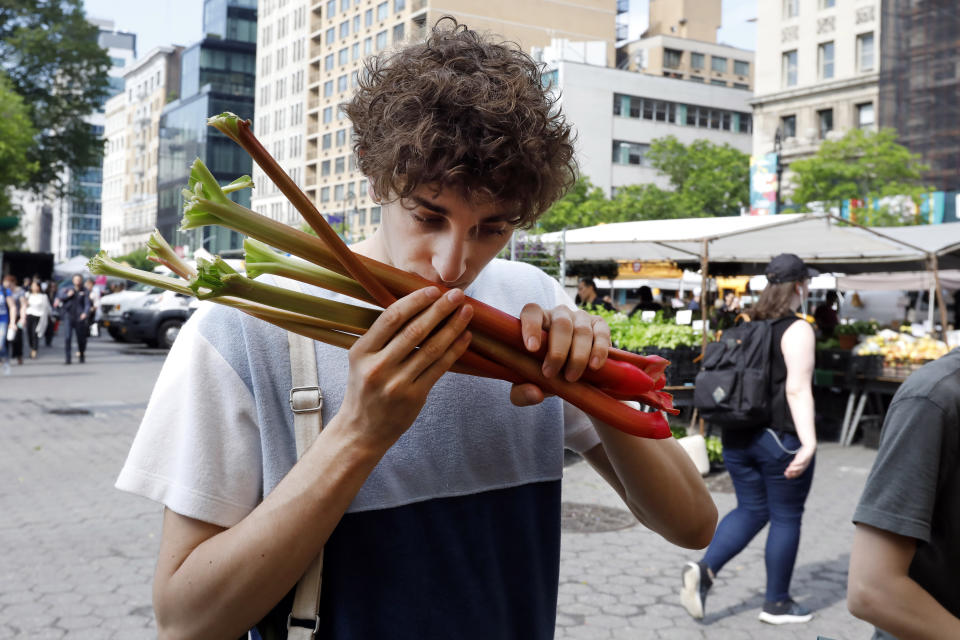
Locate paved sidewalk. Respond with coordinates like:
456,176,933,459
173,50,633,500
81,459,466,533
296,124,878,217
0,333,880,638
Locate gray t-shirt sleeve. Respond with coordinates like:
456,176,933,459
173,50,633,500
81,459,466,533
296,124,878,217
853,396,945,543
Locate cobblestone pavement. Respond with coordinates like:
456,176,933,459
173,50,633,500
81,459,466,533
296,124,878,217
0,332,880,638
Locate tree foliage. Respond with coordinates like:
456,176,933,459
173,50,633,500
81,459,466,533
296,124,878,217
786,128,932,226
535,137,750,232
0,0,110,193
111,248,156,272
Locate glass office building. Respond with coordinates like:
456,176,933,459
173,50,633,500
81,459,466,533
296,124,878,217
157,0,256,254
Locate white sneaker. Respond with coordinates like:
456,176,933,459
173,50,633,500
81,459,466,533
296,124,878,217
2,361,10,375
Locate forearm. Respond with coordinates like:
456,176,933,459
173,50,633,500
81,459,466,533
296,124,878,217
785,387,816,448
155,415,387,639
590,418,717,549
849,572,960,640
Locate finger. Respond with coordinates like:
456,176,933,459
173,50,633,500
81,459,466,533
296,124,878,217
588,315,611,371
563,311,596,382
510,383,546,407
542,307,574,379
400,304,474,380
416,329,474,388
380,289,468,364
519,303,547,352
354,286,442,353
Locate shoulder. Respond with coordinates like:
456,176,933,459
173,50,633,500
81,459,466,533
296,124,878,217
893,349,960,415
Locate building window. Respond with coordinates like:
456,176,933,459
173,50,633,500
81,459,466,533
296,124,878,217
327,0,336,16
341,0,350,10
689,75,704,82
321,160,331,176
612,140,651,166
734,60,750,76
352,14,360,32
738,113,752,133
817,108,833,138
321,187,330,202
711,56,727,73
364,36,373,54
322,133,332,149
339,47,349,65
323,80,334,97
858,32,875,72
352,42,360,60
377,1,388,21
663,48,682,69
376,30,387,50
334,184,344,201
857,102,875,128
690,52,704,70
818,41,835,80
336,128,347,146
394,0,405,11
371,205,381,224
781,114,797,139
782,50,798,87
365,8,373,26
733,82,749,90
335,156,345,173
820,0,835,8
393,23,404,43
326,27,335,44
324,53,334,70
337,74,347,92
783,0,798,18
710,79,727,86
339,20,349,38
323,106,333,123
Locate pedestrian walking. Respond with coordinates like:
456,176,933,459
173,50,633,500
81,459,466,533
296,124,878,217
44,280,58,347
55,274,91,364
3,275,25,365
0,277,16,375
115,18,716,639
681,253,818,625
84,277,101,337
24,280,52,359
847,349,960,639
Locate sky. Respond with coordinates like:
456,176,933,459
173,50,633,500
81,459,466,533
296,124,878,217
84,0,758,60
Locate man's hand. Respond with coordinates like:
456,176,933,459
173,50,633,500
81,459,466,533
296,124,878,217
510,304,610,407
79,313,86,321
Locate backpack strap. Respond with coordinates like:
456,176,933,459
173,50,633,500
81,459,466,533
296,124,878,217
286,331,324,640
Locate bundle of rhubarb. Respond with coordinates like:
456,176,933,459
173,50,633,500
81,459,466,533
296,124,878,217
89,113,678,438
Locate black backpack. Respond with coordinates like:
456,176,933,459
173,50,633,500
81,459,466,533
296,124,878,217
693,317,782,429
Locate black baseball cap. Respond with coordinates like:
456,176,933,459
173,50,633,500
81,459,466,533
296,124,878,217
765,253,818,284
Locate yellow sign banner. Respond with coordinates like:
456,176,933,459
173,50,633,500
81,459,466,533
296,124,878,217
617,260,682,279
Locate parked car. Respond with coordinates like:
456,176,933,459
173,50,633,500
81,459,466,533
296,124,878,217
118,290,192,349
101,284,164,341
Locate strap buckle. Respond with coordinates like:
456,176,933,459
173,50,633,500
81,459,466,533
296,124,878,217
289,386,323,414
286,612,320,635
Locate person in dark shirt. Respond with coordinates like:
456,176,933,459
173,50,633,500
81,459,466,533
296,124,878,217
847,349,960,639
813,290,839,339
576,277,615,312
628,285,661,318
55,273,91,364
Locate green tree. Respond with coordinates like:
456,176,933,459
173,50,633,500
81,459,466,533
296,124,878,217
111,247,156,271
786,128,932,226
645,136,750,217
0,71,38,248
0,0,110,193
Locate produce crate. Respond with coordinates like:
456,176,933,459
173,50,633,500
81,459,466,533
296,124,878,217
816,348,851,372
848,355,883,378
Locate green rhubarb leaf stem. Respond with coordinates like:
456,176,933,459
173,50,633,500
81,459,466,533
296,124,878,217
206,113,397,307
147,230,196,279
87,252,194,296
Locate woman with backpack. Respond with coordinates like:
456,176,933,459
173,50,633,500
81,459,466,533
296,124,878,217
681,253,818,625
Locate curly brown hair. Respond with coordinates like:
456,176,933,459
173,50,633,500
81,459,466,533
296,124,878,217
343,17,577,228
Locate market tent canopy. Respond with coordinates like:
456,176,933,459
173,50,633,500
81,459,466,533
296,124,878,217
543,214,960,273
836,270,960,291
53,254,92,279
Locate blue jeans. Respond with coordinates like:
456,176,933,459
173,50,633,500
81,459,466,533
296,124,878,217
701,429,815,602
0,319,7,360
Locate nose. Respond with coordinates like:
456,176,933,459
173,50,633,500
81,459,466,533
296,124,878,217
431,233,467,285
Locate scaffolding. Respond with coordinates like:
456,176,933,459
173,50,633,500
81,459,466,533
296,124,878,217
879,0,960,191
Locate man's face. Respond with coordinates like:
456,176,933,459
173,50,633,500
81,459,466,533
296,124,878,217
576,281,594,302
375,185,513,289
72,275,82,288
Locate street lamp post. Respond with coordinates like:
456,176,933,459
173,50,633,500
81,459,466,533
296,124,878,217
773,127,784,214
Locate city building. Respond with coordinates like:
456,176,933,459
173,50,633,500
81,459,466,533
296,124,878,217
100,46,183,256
544,54,753,198
19,19,135,258
750,0,880,166
157,0,258,255
253,0,619,241
879,0,960,193
616,0,754,92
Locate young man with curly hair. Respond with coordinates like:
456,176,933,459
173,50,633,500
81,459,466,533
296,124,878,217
117,19,716,639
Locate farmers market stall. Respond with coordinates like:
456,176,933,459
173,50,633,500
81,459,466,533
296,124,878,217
545,214,960,444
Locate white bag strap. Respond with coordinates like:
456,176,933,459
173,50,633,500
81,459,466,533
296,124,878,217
286,331,324,640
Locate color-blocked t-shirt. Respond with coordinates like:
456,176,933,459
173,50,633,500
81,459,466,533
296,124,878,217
853,348,960,639
116,258,600,638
